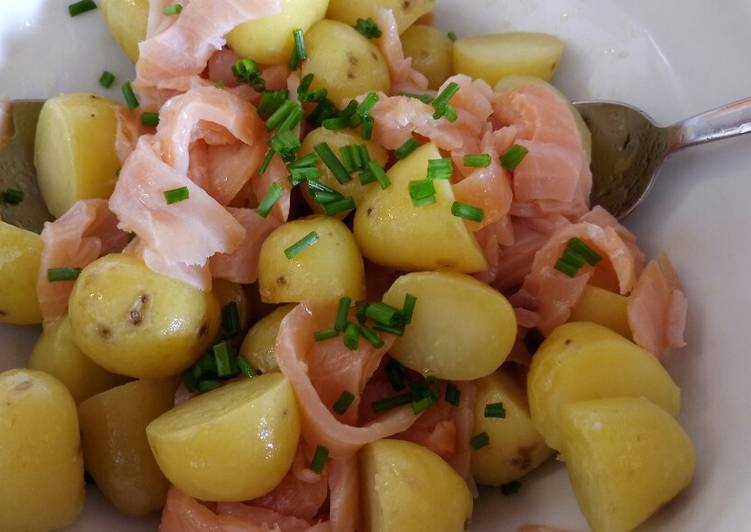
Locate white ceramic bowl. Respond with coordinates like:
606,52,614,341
1,1,750,530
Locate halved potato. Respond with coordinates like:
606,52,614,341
0,221,42,324
570,285,630,338
101,0,149,63
240,304,296,374
327,0,435,34
402,25,453,89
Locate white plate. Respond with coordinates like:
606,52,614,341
1,1,750,530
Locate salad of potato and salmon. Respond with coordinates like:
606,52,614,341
0,0,695,531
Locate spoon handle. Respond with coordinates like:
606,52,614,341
667,96,751,152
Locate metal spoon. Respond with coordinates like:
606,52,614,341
574,97,751,219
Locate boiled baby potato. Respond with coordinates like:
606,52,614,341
0,369,85,531
453,32,564,86
360,439,472,532
78,378,177,516
28,315,127,404
402,25,453,89
0,221,42,324
527,322,681,450
258,216,366,304
240,304,296,373
471,371,554,486
560,397,695,532
354,143,488,273
570,285,630,338
327,0,435,33
227,0,328,64
101,0,148,63
299,128,389,215
69,254,220,379
213,279,252,336
147,373,300,502
382,272,516,380
35,94,122,217
302,19,390,104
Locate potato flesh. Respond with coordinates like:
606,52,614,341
570,285,631,338
360,439,472,532
240,304,296,373
227,0,328,64
354,143,488,273
0,369,84,531
382,272,516,380
560,397,695,532
258,216,366,304
78,379,178,516
527,322,681,450
471,371,553,486
101,0,148,63
327,0,435,34
28,315,127,404
146,374,301,502
69,254,220,379
0,221,42,324
302,19,390,104
34,94,122,217
402,25,453,89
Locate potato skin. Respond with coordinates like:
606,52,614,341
360,439,472,532
382,272,516,380
78,378,178,516
240,304,296,374
69,254,220,379
570,285,630,338
471,371,553,486
302,19,390,104
227,0,329,64
560,397,695,532
34,94,122,218
101,0,148,63
327,0,435,33
258,216,366,304
0,221,42,324
0,369,85,531
28,315,128,404
146,374,301,502
401,25,453,89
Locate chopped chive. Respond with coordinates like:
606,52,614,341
400,91,434,104
409,179,436,207
562,248,587,269
284,231,320,259
463,153,492,168
372,322,405,336
445,382,461,406
361,116,374,140
121,81,139,110
359,169,376,185
372,393,412,412
554,258,579,278
162,3,183,15
395,138,420,160
427,158,453,181
307,99,338,128
354,17,382,39
484,402,507,418
343,322,360,350
99,71,115,89
266,100,298,131
269,129,301,162
448,31,457,42
366,160,390,189
355,301,369,324
322,117,349,130
198,379,222,393
1,188,24,205
333,390,356,415
568,238,603,266
257,182,284,218
258,90,289,117
197,352,216,375
68,0,97,17
470,432,490,450
310,189,342,204
298,73,314,95
322,197,356,216
432,82,460,119
237,356,257,378
314,328,339,341
338,145,357,172
47,267,82,282
289,153,318,169
357,93,380,119
501,480,522,496
411,396,434,415
232,58,265,91
141,112,160,127
314,143,351,184
335,297,352,332
451,201,484,222
365,302,402,326
221,302,241,338
500,144,529,171
356,144,371,164
307,179,341,197
385,360,406,391
181,368,199,392
310,445,329,474
359,323,385,348
164,186,189,204
401,294,417,324
278,104,304,132
259,149,274,175
212,342,234,378
411,195,436,207
293,29,307,61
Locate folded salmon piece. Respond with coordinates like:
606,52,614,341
375,8,428,95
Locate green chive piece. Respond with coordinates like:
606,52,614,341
322,197,356,216
411,396,434,415
278,103,304,132
289,153,318,169
484,402,507,418
395,138,421,160
355,301,369,324
322,117,349,130
365,302,402,327
47,267,82,282
1,188,24,205
162,3,183,15
448,31,457,42
359,169,376,185
445,382,461,406
463,153,492,168
335,297,352,332
141,112,160,127
314,328,339,341
284,231,320,259
385,360,406,391
164,186,189,205
470,432,490,450
501,480,522,496
372,393,412,412
232,58,265,91
99,71,115,89
181,368,199,392
237,356,257,378
357,92,380,118
221,302,241,338
366,160,390,189
258,90,289,117
266,100,298,131
562,248,587,269
308,99,338,128
333,390,356,415
314,143,351,184
259,149,274,175
269,129,301,162
343,322,360,350
359,323,385,349
311,190,343,205
361,116,374,140
307,179,341,197
400,91,434,104
293,29,307,61
554,258,579,278
68,0,97,17
339,145,356,172
442,105,458,122
121,81,139,110
198,379,222,393
212,342,234,378
298,73,314,95
568,238,603,265
427,158,453,180
409,179,436,207
257,182,284,218
432,82,460,119
356,144,371,164
411,195,437,207
310,445,329,474
290,166,321,187
354,17,382,39
451,201,484,222
402,294,417,324
372,322,405,336
197,351,216,375
499,144,529,171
